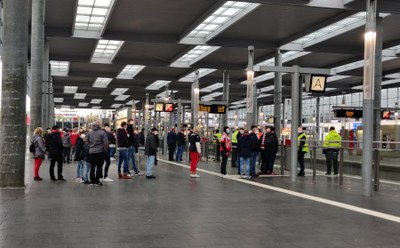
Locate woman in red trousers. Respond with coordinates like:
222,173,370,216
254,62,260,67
32,127,46,181
188,127,201,178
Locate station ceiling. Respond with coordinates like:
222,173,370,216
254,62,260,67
44,0,400,109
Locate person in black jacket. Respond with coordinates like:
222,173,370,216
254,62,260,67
238,129,252,178
145,128,159,179
167,128,178,161
188,127,201,178
127,119,141,176
259,127,279,175
46,125,65,182
117,122,131,179
176,129,186,162
74,130,86,182
249,125,261,178
102,123,116,182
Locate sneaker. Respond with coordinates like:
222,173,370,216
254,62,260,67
190,174,200,178
79,178,84,183
146,175,156,179
118,174,123,179
221,174,229,179
247,175,252,179
297,172,305,177
135,171,143,176
332,173,339,177
325,173,331,176
83,181,90,184
122,174,132,179
110,157,116,161
103,177,114,182
100,178,104,182
58,178,67,182
75,178,82,182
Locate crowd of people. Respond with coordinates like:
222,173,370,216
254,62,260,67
31,119,342,184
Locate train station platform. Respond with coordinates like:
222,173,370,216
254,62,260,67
0,154,400,248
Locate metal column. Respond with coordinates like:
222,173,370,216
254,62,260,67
290,66,300,182
42,41,50,128
246,46,255,129
0,0,30,187
362,0,377,197
221,70,229,130
177,99,182,131
30,0,45,130
274,51,282,135
193,71,200,128
144,93,150,140
373,17,383,192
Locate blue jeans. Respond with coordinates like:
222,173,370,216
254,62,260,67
146,155,155,176
109,147,115,158
250,152,258,177
176,145,185,161
83,161,90,182
128,146,138,172
118,148,129,174
240,157,251,175
77,160,84,178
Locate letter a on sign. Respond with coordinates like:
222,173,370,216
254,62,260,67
310,75,327,92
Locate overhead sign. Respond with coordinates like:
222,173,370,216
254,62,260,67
334,109,363,118
281,128,291,136
165,103,174,112
382,110,391,120
199,104,226,114
155,103,164,112
310,75,327,93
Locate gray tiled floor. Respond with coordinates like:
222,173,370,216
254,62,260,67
0,154,399,248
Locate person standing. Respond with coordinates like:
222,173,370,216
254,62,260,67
176,129,186,162
249,125,261,178
102,123,115,182
189,127,201,178
32,127,46,181
87,121,109,186
167,128,178,161
127,119,141,176
260,127,279,175
231,128,241,168
74,130,85,183
70,129,79,162
145,128,159,179
213,129,222,162
297,127,309,177
220,126,232,178
238,129,252,178
46,126,66,182
62,130,72,164
323,126,342,176
116,122,131,179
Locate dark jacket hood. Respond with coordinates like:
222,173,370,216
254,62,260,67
92,124,101,130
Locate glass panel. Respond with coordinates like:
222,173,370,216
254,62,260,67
77,6,92,15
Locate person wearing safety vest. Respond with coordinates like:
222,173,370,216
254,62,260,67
323,126,342,176
231,128,243,169
297,127,308,177
213,130,222,162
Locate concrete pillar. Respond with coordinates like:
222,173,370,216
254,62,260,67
192,71,200,128
30,0,45,130
246,46,255,129
362,0,377,197
221,70,229,130
42,41,50,128
290,66,300,182
177,99,182,132
373,17,383,191
253,84,258,125
274,51,282,135
144,93,149,140
0,0,30,187
48,80,55,127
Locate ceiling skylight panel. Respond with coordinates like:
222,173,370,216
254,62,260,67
200,83,224,93
115,95,130,101
111,88,129,95
54,98,64,103
146,80,171,90
74,0,114,34
50,61,70,75
156,90,178,99
117,65,145,79
111,104,122,108
74,93,87,99
93,77,112,88
91,40,124,61
170,45,220,67
179,68,217,82
90,99,103,104
64,86,78,94
78,102,89,107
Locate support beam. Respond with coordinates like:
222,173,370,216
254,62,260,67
220,70,229,131
192,71,200,128
274,51,282,135
31,0,45,130
362,0,377,197
42,41,50,128
246,46,255,129
0,0,29,187
290,65,300,183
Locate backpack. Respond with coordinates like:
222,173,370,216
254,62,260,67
29,141,35,153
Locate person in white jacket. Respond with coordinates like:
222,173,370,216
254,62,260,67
188,127,201,178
